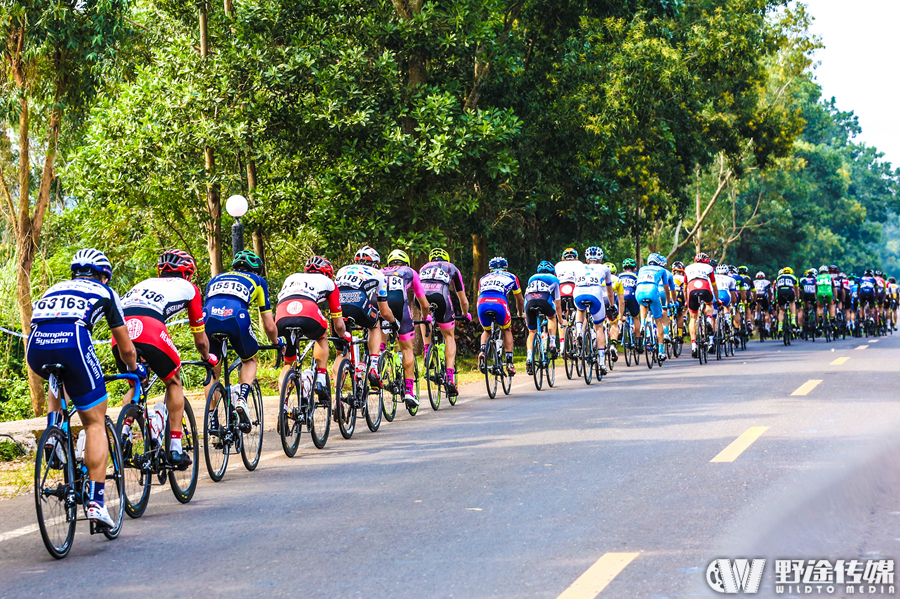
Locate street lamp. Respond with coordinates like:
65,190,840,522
226,194,248,256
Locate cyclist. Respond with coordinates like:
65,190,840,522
113,249,211,470
554,248,584,354
844,273,858,333
204,249,282,427
874,270,887,324
730,265,750,334
815,264,836,331
27,249,145,530
604,262,623,361
335,246,397,387
618,258,641,352
889,276,899,329
275,256,347,399
798,268,817,333
477,257,524,375
858,269,877,324
419,248,470,397
685,252,720,358
752,271,773,336
524,261,563,375
774,267,799,336
714,264,738,345
574,246,614,375
383,249,431,407
635,253,674,363
671,261,687,339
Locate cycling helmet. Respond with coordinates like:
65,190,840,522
783,267,793,275
875,269,884,277
537,260,555,275
738,265,748,274
673,261,685,271
804,269,814,277
158,249,196,281
604,262,618,275
561,248,578,261
488,256,508,270
849,274,858,281
429,248,450,262
709,259,718,268
808,267,817,276
355,246,380,266
647,252,664,267
865,268,874,276
818,265,828,274
71,248,113,280
622,258,636,270
305,255,335,279
755,271,765,279
694,252,710,264
890,277,896,283
585,246,604,262
839,272,847,279
232,249,262,274
387,249,410,266
715,264,728,275
726,265,737,276
829,265,838,274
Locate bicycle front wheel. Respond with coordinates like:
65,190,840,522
485,341,499,399
240,381,264,471
34,425,76,559
279,369,302,457
532,334,543,391
102,416,126,540
564,327,576,379
116,402,150,518
337,359,357,439
365,364,384,432
426,345,443,410
582,330,594,385
169,399,199,503
408,360,421,414
309,372,331,449
381,354,399,422
203,382,229,482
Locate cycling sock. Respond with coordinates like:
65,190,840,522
405,378,414,394
46,410,61,428
479,344,487,355
88,481,105,508
239,383,251,401
170,431,183,454
663,325,670,336
691,341,697,349
526,349,533,361
505,352,514,364
658,342,664,354
598,348,605,360
575,321,584,336
369,354,379,370
446,368,455,383
423,343,430,357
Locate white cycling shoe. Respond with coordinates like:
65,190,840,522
234,396,252,427
404,393,419,407
87,502,115,529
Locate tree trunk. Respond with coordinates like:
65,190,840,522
471,233,487,296
199,3,223,274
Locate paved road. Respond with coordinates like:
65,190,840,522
1,333,898,598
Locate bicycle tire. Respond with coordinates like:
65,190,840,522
499,346,512,396
116,402,151,518
169,399,199,504
485,340,499,399
624,327,633,367
203,382,229,482
308,372,331,449
532,333,543,391
564,327,576,379
644,326,653,369
425,344,443,410
547,350,556,387
365,363,384,431
278,369,302,457
34,425,76,559
405,359,421,414
336,359,357,439
102,416,126,540
583,330,594,385
381,353,398,421
673,334,683,358
241,380,264,471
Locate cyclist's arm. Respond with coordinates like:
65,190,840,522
326,288,347,337
456,289,469,316
110,325,139,371
260,311,278,345
378,299,396,323
411,271,431,317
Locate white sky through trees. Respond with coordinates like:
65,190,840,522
805,0,900,167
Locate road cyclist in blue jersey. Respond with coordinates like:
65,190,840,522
635,253,675,364
617,258,641,352
477,257,525,376
26,249,147,530
573,246,614,376
524,261,563,376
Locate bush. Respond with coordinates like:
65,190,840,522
0,378,33,422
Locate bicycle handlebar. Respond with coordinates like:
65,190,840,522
257,343,283,368
180,360,215,386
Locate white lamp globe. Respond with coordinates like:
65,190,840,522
226,194,248,218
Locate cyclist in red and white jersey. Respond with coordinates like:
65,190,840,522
111,250,213,469
554,248,584,353
276,256,347,398
684,252,720,358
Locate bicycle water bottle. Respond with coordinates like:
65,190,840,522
541,329,548,352
355,360,366,382
75,429,86,460
150,402,168,447
301,368,313,397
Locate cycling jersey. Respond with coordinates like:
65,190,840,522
573,263,611,319
206,271,272,315
524,273,560,331
775,274,798,291
336,264,388,329
419,260,465,329
799,276,817,301
815,273,834,303
875,277,886,302
204,271,273,361
477,271,521,329
753,279,772,297
685,263,716,312
716,274,736,307
382,265,426,341
276,273,342,353
618,271,639,317
554,260,585,285
636,265,673,320
28,279,127,411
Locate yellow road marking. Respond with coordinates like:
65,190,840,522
710,427,769,463
791,379,822,396
830,357,850,365
557,552,640,599
856,345,869,350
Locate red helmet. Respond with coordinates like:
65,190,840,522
305,255,334,279
694,252,710,264
158,249,196,281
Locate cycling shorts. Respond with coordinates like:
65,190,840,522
525,299,556,331
776,289,795,307
426,292,456,331
688,288,714,313
574,292,606,320
801,293,816,305
859,291,876,307
339,288,379,329
386,291,415,341
623,295,640,318
717,290,732,308
755,296,770,312
477,296,511,329
276,318,327,363
636,287,663,320
27,323,108,411
817,289,833,304
205,304,259,362
112,315,180,381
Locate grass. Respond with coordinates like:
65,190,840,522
0,456,33,500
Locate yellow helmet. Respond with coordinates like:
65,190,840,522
605,261,617,275
429,248,450,262
783,267,793,275
387,249,410,266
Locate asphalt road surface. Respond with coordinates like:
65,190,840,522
2,332,899,599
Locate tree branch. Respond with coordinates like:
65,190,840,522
667,167,733,259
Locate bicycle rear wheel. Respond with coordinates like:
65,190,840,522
203,382,229,482
102,416,126,540
34,426,76,559
116,402,150,518
673,331,683,358
337,359,357,439
532,334,543,391
365,365,383,431
485,341,499,399
240,381,264,471
644,327,653,369
582,330,594,385
381,354,399,421
309,372,331,449
564,327,576,379
425,345,443,410
169,399,199,504
623,328,633,367
499,348,511,396
278,369,302,457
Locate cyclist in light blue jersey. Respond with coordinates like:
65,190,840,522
635,253,675,363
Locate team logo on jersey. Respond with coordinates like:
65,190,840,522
210,306,233,317
287,301,303,315
126,318,143,339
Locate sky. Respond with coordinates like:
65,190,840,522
805,0,900,167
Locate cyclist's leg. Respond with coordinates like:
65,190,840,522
525,300,539,364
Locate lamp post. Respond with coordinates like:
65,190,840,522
226,194,248,257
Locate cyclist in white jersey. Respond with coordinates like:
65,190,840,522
554,248,584,353
573,246,614,375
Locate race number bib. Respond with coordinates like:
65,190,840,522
526,280,552,295
208,279,252,303
32,295,92,320
387,276,405,292
420,267,451,284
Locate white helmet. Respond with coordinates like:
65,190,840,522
715,264,728,275
809,267,818,276
354,246,381,266
585,246,604,262
71,248,113,279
